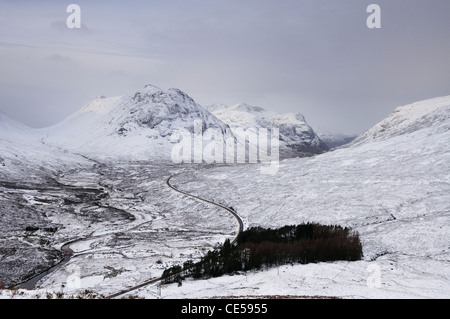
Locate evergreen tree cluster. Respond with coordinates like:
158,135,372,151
161,223,363,284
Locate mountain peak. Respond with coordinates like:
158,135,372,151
295,113,306,122
42,83,230,159
142,84,163,94
231,103,266,113
130,84,164,103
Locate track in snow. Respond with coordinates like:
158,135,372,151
107,174,244,299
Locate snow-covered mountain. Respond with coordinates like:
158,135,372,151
0,110,30,171
42,85,230,160
206,102,329,158
162,94,450,299
0,111,89,181
0,110,33,142
1,89,449,298
3,84,330,168
350,95,450,146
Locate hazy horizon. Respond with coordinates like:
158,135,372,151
1,0,449,135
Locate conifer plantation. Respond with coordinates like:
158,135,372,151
162,223,363,284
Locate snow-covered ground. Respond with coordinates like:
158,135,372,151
148,97,449,299
115,96,450,299
0,162,237,296
1,94,449,299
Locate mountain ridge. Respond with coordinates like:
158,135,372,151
350,95,450,146
207,102,329,157
38,85,232,160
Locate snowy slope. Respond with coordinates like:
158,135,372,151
0,111,90,181
0,110,35,142
42,85,230,160
2,91,448,299
351,95,450,146
208,103,329,158
0,110,29,131
154,95,450,298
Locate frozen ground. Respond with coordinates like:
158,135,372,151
148,112,449,299
1,95,449,299
0,161,236,297
2,136,448,299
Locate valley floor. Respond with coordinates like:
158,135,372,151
1,123,449,299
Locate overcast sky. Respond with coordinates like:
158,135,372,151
0,0,449,134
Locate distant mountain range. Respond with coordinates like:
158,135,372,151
40,84,229,160
2,84,448,172
314,130,358,149
28,84,332,162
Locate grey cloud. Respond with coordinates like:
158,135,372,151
49,20,92,34
46,54,73,63
0,0,449,134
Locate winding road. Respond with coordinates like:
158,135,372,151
106,174,244,299
165,174,244,244
15,173,243,298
